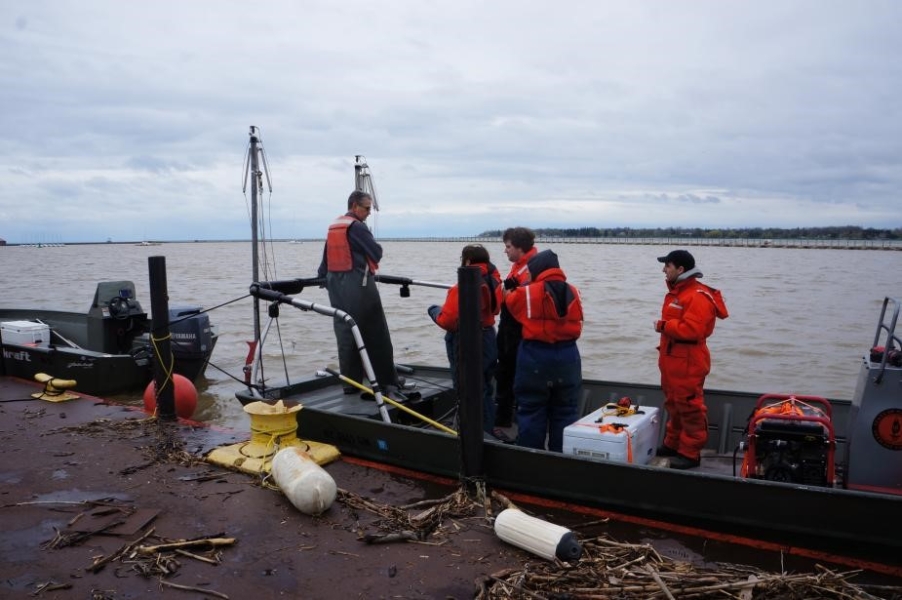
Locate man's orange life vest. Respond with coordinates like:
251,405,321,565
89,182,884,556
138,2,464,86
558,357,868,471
325,215,377,273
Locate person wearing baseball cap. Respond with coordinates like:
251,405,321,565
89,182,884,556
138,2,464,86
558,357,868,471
653,250,729,469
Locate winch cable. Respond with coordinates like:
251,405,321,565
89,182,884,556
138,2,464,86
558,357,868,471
144,293,251,387
257,301,292,391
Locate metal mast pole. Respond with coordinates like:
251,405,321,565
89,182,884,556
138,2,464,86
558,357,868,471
248,126,262,344
354,155,365,192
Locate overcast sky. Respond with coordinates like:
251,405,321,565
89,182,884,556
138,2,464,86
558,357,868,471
2,1,900,243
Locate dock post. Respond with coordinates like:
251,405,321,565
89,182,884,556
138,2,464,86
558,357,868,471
148,256,176,421
458,265,484,484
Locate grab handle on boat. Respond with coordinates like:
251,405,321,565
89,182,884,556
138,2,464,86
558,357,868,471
375,273,452,290
34,319,82,349
254,277,325,295
870,297,902,384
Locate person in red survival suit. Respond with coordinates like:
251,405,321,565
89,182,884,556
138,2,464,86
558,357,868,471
494,227,539,428
427,244,503,436
504,249,583,452
317,191,408,401
654,249,729,469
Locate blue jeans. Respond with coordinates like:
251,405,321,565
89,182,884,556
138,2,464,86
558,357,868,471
514,340,581,452
446,328,498,433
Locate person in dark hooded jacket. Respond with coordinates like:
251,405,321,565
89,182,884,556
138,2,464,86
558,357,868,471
503,249,583,452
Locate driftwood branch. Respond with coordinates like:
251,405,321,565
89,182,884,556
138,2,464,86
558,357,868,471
159,579,230,599
89,527,156,573
136,537,236,554
361,531,418,545
479,535,902,599
646,564,677,600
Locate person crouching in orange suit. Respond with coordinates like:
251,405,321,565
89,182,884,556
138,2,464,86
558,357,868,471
654,250,729,469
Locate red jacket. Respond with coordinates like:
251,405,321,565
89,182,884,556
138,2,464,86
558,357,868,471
657,275,729,373
505,267,583,343
434,263,502,331
506,247,538,285
658,276,728,343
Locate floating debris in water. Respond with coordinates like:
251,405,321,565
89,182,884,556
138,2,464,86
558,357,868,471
336,483,901,600
475,536,902,599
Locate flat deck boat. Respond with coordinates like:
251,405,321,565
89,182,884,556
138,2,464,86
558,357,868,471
1,280,218,395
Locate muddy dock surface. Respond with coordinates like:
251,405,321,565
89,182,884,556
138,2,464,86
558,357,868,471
2,375,901,599
1,376,534,599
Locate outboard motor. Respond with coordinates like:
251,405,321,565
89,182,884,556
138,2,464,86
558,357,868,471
168,305,215,380
845,297,902,495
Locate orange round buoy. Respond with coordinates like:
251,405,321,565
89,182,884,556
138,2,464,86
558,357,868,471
143,374,198,419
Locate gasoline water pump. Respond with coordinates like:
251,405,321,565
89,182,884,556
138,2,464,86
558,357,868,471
739,394,836,487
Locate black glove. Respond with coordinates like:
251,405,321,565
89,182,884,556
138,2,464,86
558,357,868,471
503,277,519,290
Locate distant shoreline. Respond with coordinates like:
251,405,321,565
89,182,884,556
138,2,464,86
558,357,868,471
3,237,902,250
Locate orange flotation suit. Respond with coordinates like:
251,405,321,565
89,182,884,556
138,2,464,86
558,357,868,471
658,276,729,460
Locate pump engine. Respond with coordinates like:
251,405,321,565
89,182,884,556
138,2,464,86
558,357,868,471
740,394,836,487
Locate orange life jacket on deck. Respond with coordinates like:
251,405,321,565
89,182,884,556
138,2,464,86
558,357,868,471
325,215,377,273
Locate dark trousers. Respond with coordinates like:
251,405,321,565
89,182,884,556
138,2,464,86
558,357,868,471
514,340,581,452
494,311,522,425
446,328,498,434
326,270,398,388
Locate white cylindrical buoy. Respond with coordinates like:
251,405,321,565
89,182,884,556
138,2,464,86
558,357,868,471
271,447,337,515
494,508,582,561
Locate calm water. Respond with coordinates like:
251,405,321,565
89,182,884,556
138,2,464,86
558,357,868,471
2,241,901,430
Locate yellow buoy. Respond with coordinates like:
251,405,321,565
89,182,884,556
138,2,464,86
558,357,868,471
241,400,305,459
206,399,340,475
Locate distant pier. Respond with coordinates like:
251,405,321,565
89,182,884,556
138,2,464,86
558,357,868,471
374,237,902,251
5,238,901,250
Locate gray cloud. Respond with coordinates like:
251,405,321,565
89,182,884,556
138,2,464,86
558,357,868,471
1,0,901,244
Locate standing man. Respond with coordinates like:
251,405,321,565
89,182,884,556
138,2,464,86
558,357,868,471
504,249,583,452
318,191,405,399
427,244,503,435
654,250,729,469
494,227,538,429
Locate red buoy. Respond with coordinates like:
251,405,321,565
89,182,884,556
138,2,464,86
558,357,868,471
143,374,198,419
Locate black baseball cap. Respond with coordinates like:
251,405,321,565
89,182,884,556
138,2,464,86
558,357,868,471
657,249,695,270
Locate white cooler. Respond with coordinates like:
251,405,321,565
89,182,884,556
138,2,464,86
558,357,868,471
562,406,661,465
1,321,51,347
